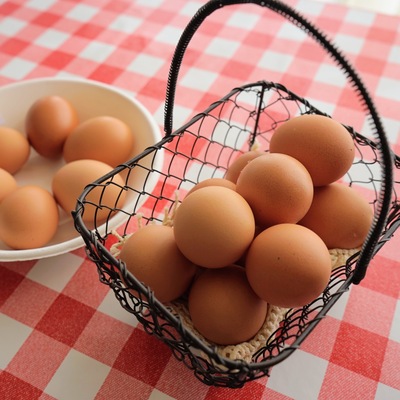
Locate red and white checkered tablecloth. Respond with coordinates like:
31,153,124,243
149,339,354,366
0,0,399,399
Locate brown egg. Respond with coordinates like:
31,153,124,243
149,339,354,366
120,224,197,303
0,168,18,203
0,185,59,249
63,116,134,167
298,182,373,249
26,95,79,158
188,265,268,345
0,126,30,174
236,153,314,228
186,177,236,197
173,186,255,268
245,224,332,308
52,159,126,223
224,150,264,183
269,114,355,186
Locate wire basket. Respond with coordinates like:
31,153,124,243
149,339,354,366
73,0,400,389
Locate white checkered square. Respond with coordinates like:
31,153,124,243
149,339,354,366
26,253,82,292
314,63,347,87
44,349,110,400
66,4,99,22
389,45,400,64
277,22,308,42
26,0,57,11
267,349,328,399
34,29,69,49
109,15,142,34
136,0,164,7
334,33,364,54
389,299,400,343
127,54,165,76
0,58,36,80
0,314,33,369
205,37,240,59
0,17,26,37
226,10,259,30
148,389,175,400
345,9,376,26
79,41,116,63
377,77,400,102
375,383,400,400
180,67,218,91
180,1,204,17
97,290,138,328
257,50,293,72
155,26,183,45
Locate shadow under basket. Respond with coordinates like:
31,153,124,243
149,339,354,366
73,0,400,389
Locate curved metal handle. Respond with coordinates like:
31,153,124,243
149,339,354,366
163,0,394,284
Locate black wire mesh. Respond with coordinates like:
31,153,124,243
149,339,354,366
74,81,400,388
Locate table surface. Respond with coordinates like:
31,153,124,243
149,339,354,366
1,0,399,399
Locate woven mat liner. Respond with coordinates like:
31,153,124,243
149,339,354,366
166,247,359,363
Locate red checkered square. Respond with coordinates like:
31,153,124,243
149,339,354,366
359,256,400,298
41,50,75,70
263,388,294,400
74,311,134,366
330,321,388,381
1,279,58,328
319,363,378,400
0,266,24,308
104,0,131,14
5,330,69,391
205,380,267,399
0,371,43,400
61,259,109,309
113,328,171,386
74,23,103,40
31,12,61,27
300,315,341,359
35,294,96,347
155,356,209,399
0,2,19,15
0,38,30,56
0,261,37,276
342,285,397,337
380,340,400,390
88,64,125,84
95,368,153,399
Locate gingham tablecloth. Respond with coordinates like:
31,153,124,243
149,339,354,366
1,0,399,399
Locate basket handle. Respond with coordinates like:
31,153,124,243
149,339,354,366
163,0,394,284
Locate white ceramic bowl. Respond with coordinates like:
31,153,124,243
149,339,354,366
0,77,162,261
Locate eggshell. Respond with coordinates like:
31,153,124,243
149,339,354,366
120,224,197,303
0,168,18,203
245,223,332,308
269,114,355,186
188,265,268,345
63,116,134,167
0,185,59,249
186,177,236,197
224,150,264,183
0,126,30,174
52,159,126,223
236,153,314,228
26,95,79,158
173,186,255,268
298,182,373,249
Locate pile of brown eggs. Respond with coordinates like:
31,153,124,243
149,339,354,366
119,114,373,346
0,95,132,250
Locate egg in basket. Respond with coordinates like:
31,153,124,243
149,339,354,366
73,0,400,388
